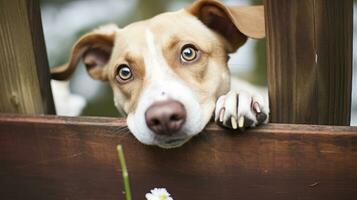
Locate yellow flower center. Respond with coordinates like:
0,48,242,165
159,194,168,200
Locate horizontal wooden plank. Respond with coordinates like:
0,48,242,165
0,114,357,200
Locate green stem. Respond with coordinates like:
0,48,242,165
117,145,132,200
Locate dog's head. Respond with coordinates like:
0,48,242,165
51,0,265,148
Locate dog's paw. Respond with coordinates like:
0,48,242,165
214,91,269,130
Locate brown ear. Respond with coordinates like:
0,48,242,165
187,0,265,52
50,24,118,81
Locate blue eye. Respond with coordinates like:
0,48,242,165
181,45,198,62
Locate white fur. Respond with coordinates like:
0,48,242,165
215,77,269,128
51,80,86,116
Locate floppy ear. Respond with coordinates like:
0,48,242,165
50,24,118,81
187,0,265,53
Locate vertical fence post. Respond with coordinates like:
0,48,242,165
264,0,353,125
0,0,55,114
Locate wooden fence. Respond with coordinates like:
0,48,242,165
265,0,352,125
1,114,357,199
0,0,55,114
0,0,356,199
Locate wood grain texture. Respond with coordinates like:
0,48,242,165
26,0,56,114
1,114,357,200
264,0,352,125
0,0,55,114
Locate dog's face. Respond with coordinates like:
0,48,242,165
111,13,231,148
51,0,264,148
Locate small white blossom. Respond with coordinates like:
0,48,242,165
145,188,173,200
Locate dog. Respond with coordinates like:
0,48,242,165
51,0,269,148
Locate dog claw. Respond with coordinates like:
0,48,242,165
238,116,244,128
253,102,261,113
219,108,225,122
231,117,238,129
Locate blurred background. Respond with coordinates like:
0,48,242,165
39,0,356,125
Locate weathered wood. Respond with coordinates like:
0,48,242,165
0,0,55,114
26,0,56,114
264,0,353,125
1,114,356,200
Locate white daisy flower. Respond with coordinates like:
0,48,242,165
145,188,173,200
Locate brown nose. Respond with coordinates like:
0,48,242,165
145,100,186,135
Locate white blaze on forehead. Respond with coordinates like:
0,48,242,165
143,28,178,102
144,29,171,80
145,29,159,71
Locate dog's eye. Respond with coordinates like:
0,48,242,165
181,45,198,62
116,64,132,82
